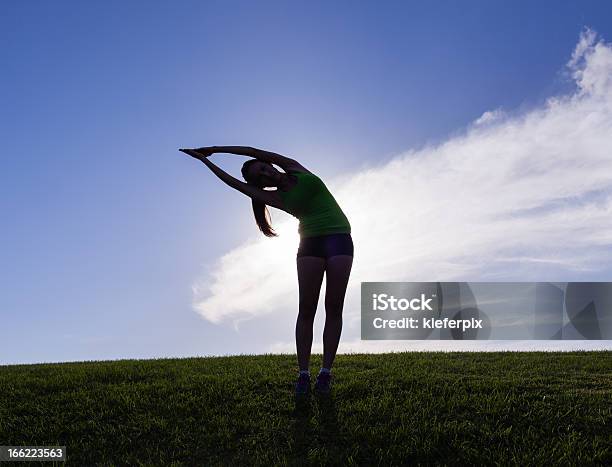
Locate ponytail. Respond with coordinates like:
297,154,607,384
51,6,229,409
241,158,278,237
251,197,278,237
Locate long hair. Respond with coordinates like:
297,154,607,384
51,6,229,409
241,159,278,237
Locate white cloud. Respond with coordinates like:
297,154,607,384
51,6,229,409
473,108,505,126
193,28,612,351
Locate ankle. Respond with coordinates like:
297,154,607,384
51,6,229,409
319,367,331,375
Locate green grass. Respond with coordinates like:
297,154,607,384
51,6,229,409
1,351,610,466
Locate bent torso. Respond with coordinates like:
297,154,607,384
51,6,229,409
268,167,313,212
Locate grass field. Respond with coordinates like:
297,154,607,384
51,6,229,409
1,351,610,466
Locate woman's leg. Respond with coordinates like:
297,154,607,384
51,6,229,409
296,256,326,371
322,255,353,370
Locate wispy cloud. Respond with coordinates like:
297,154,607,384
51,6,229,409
193,28,612,351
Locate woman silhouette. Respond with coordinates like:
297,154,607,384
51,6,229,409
179,146,353,395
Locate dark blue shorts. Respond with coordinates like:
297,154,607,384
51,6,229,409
297,233,354,259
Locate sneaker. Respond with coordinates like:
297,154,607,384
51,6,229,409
295,373,311,395
314,372,332,394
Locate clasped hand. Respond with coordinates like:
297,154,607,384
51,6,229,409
178,146,216,160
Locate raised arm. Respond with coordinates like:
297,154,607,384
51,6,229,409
197,145,309,173
179,149,283,208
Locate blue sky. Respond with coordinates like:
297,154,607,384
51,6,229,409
2,1,612,364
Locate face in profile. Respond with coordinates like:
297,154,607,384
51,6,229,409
246,161,281,188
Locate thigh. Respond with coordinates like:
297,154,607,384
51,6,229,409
296,256,326,311
324,255,353,309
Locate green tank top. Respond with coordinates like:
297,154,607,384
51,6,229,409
277,171,351,238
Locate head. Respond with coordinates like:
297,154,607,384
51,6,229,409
241,159,279,237
241,159,282,188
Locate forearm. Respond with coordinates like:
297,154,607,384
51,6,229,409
202,145,295,168
211,146,257,157
201,156,242,189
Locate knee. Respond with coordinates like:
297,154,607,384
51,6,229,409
325,297,344,316
298,302,317,322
